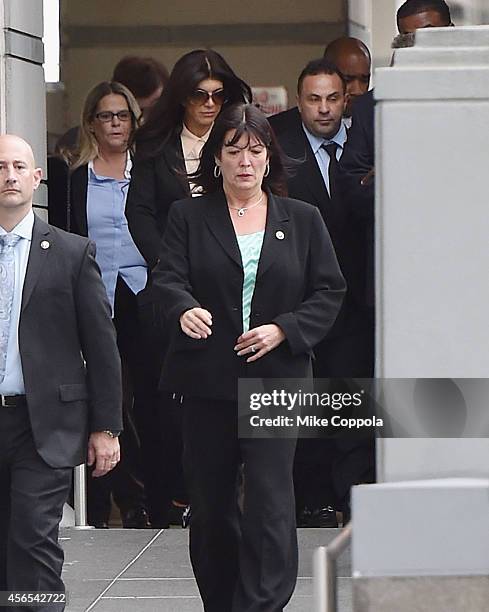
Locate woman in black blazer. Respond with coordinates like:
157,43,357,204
49,81,159,529
126,48,252,268
125,49,252,523
153,104,346,612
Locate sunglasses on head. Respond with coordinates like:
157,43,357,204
187,88,227,106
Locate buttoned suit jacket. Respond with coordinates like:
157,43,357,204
152,190,346,400
269,107,370,329
19,214,122,468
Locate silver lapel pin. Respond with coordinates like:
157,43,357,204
40,240,50,250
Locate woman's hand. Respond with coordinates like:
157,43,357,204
180,307,213,339
234,324,285,362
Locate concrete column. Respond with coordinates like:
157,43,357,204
347,0,403,69
375,25,489,482
0,0,47,212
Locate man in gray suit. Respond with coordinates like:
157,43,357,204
0,135,122,611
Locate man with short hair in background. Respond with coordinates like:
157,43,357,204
270,60,372,527
324,37,371,119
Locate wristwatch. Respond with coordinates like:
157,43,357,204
101,430,121,438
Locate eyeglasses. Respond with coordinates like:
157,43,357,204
187,89,227,106
95,110,132,123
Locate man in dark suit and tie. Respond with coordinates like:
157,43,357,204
0,135,122,611
269,59,375,527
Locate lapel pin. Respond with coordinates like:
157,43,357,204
275,230,285,240
40,240,50,250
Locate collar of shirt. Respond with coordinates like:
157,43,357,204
302,119,348,157
0,209,34,241
88,150,132,181
181,123,212,160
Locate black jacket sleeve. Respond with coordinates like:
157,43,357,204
126,156,162,269
272,206,346,355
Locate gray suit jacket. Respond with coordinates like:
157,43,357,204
20,214,122,468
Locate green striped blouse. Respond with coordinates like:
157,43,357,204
236,230,265,332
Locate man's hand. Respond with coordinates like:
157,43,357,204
360,167,375,185
180,307,213,339
234,324,285,362
87,432,120,477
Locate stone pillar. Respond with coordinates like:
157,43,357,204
351,25,489,611
375,25,489,482
347,0,403,69
0,0,47,213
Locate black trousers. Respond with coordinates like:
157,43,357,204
137,286,188,524
183,397,297,612
87,277,146,524
0,403,71,612
294,319,376,513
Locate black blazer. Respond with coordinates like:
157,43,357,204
269,107,346,243
339,90,375,307
269,106,370,323
339,89,375,215
47,158,89,236
126,130,190,270
21,215,122,468
48,160,128,239
152,190,346,400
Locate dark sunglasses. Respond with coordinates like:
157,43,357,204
187,89,227,106
95,110,132,123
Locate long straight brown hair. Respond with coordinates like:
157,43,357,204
134,49,251,159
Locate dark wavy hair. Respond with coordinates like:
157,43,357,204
135,49,251,158
192,103,291,197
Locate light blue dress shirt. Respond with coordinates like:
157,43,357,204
0,210,34,395
302,119,348,196
236,230,265,333
87,158,147,313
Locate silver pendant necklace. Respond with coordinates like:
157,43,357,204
228,193,264,217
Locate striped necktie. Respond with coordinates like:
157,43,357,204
0,233,21,382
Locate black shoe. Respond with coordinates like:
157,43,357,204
91,520,109,529
121,508,151,529
296,506,313,528
308,506,338,528
167,502,188,526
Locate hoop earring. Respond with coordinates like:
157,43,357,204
264,162,270,178
214,164,221,178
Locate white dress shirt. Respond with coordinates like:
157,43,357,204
0,210,34,395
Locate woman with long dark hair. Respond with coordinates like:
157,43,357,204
152,103,346,611
126,48,251,267
126,49,251,526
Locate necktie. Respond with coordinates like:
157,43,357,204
0,234,21,382
322,142,340,202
